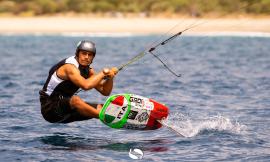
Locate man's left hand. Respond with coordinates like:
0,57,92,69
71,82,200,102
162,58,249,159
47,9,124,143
103,67,118,79
111,67,118,75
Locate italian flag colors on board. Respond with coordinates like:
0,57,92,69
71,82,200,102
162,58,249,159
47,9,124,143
99,94,169,130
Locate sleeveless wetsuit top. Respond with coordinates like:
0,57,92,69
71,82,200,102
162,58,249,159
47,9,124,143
42,56,90,97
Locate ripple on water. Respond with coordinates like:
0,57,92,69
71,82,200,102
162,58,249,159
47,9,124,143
0,35,269,161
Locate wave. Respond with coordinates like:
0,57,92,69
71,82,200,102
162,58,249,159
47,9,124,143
161,112,247,138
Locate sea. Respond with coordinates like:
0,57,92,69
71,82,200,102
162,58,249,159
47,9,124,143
0,32,269,161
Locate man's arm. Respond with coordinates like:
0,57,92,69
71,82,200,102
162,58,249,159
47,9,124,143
95,77,114,96
62,64,107,90
95,67,118,96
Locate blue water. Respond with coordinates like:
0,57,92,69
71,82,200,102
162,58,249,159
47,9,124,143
0,34,269,161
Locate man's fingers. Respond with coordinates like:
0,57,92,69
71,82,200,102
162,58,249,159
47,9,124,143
102,67,118,79
103,68,110,75
111,67,118,75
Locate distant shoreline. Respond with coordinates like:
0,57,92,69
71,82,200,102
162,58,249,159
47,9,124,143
0,16,269,35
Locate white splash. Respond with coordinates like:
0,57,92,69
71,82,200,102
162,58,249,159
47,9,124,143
161,113,247,138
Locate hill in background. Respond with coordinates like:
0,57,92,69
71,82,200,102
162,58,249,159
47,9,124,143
0,0,269,17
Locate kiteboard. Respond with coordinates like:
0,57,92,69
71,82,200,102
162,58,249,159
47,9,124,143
99,94,169,130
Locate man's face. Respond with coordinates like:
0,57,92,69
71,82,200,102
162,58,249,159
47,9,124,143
77,50,95,66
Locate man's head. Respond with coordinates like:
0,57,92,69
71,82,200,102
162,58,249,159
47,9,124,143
76,40,96,66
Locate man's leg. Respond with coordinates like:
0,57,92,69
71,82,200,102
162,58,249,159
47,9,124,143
70,96,102,118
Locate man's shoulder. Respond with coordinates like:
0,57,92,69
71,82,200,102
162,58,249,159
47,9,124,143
58,64,80,79
65,56,79,68
62,63,78,71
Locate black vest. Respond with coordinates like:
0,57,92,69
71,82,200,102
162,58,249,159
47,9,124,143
42,57,90,97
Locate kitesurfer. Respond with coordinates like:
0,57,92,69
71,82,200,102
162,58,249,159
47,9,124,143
39,40,118,123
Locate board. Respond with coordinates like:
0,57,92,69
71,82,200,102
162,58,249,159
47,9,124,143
99,94,169,130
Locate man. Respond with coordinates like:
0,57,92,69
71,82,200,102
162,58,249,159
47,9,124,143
39,40,118,123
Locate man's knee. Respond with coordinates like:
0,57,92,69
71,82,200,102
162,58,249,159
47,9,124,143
70,96,83,107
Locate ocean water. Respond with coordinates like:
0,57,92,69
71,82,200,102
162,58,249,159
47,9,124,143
0,34,269,161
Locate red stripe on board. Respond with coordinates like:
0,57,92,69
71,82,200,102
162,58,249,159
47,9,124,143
111,95,124,106
146,99,169,130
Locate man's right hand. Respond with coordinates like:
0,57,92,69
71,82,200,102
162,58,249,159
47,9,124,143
102,68,110,75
